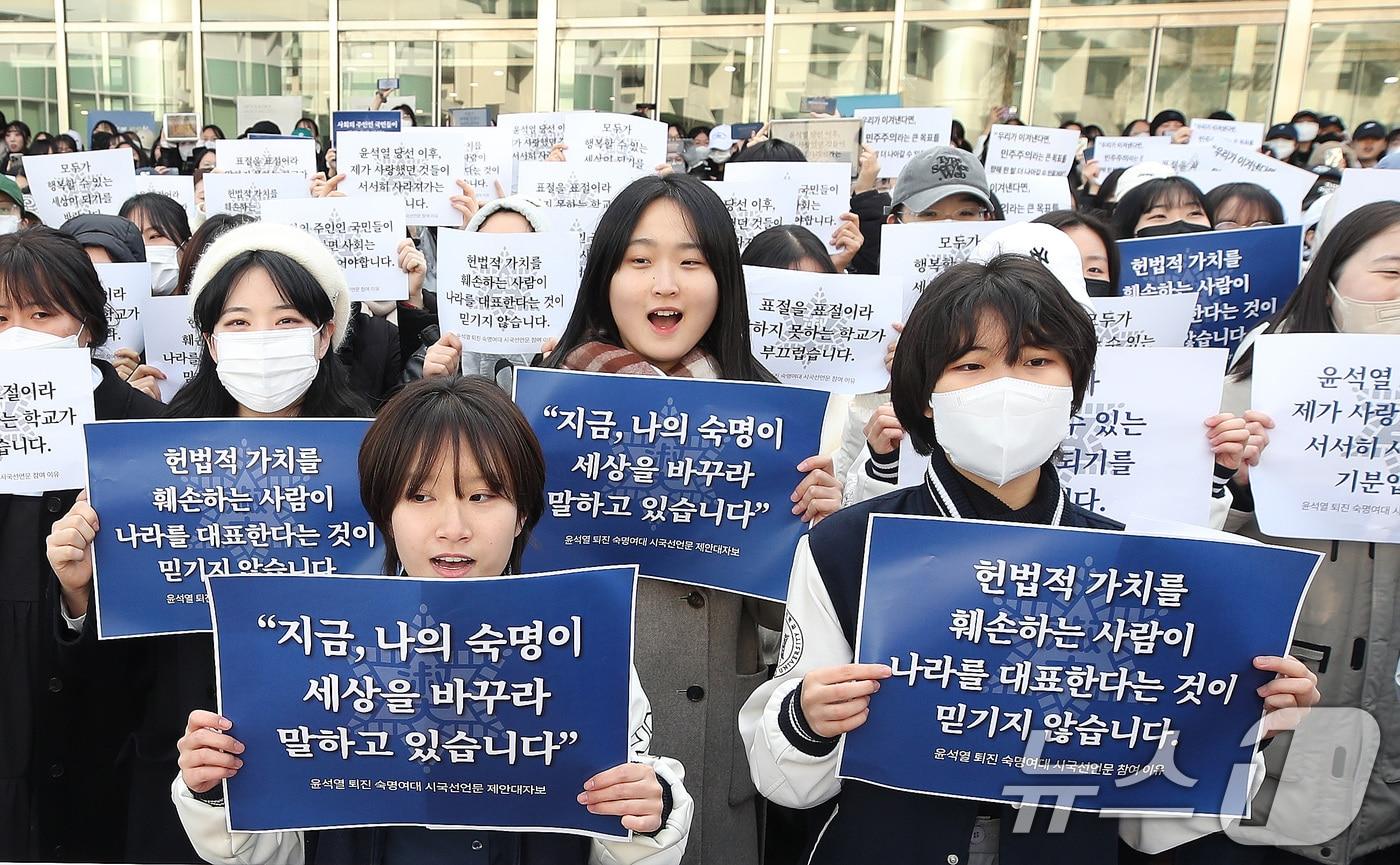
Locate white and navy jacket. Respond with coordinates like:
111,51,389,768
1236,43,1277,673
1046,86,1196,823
739,448,1265,865
173,666,692,865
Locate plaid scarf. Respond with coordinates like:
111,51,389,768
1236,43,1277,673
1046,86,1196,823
560,340,721,379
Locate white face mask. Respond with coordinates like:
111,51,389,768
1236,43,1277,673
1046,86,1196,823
1295,122,1319,143
213,326,324,413
1266,140,1296,160
1330,283,1400,335
146,244,180,296
0,215,19,235
929,377,1073,487
0,324,82,351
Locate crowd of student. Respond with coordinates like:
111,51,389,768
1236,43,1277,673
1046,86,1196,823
0,92,1396,865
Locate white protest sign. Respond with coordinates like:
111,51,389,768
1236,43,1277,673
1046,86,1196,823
1329,168,1400,227
517,161,645,275
261,195,408,301
235,95,304,136
703,180,799,253
1250,333,1400,544
141,296,202,403
724,161,850,254
132,173,197,223
337,131,465,226
0,348,97,494
1058,347,1227,526
498,112,570,188
768,119,864,175
989,175,1072,223
984,124,1079,178
1156,143,1211,175
854,107,953,179
24,150,137,227
436,229,582,355
204,172,310,220
564,113,668,173
879,220,1006,317
1092,137,1158,172
1188,143,1317,222
94,262,153,354
423,126,511,202
215,138,317,177
742,265,898,393
1092,293,1199,347
1190,118,1265,151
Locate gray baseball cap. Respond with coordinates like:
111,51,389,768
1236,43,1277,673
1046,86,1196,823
890,146,993,215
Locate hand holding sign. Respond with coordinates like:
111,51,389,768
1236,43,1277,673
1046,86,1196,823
46,489,99,617
800,663,893,738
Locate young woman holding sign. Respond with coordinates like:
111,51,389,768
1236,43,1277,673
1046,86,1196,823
47,222,372,862
1207,202,1400,865
0,226,166,863
739,254,1320,865
157,375,693,864
545,173,842,865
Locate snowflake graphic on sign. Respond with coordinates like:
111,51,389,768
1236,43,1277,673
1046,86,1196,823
770,287,850,370
346,603,512,776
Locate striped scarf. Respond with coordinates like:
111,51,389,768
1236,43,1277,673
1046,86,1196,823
560,341,722,379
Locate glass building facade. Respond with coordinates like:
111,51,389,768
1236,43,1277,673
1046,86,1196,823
2,0,1398,140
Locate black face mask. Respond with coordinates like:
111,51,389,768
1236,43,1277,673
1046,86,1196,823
1084,278,1115,297
1135,220,1212,239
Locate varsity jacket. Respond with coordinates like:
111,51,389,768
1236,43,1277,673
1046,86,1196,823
739,449,1267,865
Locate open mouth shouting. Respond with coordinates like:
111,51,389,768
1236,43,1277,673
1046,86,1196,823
428,553,476,578
647,307,683,334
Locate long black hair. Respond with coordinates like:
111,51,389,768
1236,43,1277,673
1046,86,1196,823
120,192,193,247
1110,176,1213,240
171,249,368,418
545,172,775,382
1231,201,1400,380
741,224,835,273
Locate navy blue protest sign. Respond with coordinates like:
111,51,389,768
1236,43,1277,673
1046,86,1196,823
1118,224,1302,353
840,515,1321,817
87,419,379,639
514,368,828,602
209,566,636,838
332,110,401,147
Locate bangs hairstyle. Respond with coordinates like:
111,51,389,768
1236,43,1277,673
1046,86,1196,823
119,192,193,246
1231,200,1400,380
359,376,545,575
545,172,776,382
0,225,110,347
1111,176,1213,239
741,224,836,273
170,248,367,419
891,255,1098,456
1203,182,1285,228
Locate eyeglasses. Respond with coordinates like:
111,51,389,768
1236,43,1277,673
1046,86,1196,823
890,205,992,223
1215,220,1274,230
